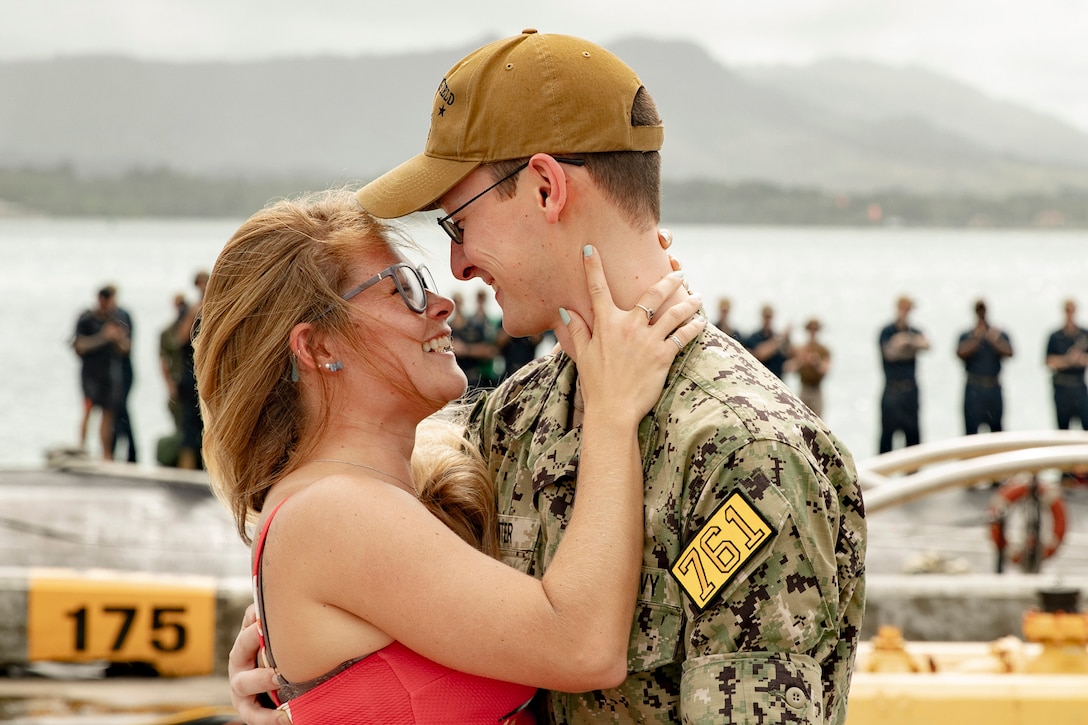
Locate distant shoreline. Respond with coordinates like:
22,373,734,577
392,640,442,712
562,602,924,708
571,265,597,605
2,167,1087,228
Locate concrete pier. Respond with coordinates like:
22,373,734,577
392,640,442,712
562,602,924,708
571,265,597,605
2,456,1088,723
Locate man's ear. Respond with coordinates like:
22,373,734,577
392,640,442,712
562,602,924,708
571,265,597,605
527,153,569,224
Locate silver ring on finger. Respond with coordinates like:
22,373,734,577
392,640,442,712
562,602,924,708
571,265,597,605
636,304,655,321
669,334,684,351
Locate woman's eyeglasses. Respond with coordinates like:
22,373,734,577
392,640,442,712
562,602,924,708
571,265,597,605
341,263,437,313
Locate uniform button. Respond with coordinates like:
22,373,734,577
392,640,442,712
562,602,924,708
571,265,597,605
785,686,807,710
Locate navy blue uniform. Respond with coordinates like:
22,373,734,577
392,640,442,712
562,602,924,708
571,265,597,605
958,327,1011,434
879,323,924,453
745,328,790,379
1046,327,1088,430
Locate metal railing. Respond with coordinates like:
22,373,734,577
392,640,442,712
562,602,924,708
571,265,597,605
858,430,1088,513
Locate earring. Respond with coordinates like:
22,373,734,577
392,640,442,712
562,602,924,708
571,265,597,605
658,228,673,249
323,361,344,373
289,351,300,383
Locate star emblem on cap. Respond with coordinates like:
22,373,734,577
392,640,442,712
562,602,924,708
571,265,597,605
438,106,446,116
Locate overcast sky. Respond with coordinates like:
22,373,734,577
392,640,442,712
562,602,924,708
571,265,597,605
3,0,1087,133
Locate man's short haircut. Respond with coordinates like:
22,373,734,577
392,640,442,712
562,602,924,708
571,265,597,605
487,86,662,227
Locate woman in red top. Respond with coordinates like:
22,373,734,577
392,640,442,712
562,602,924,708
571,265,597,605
195,189,703,723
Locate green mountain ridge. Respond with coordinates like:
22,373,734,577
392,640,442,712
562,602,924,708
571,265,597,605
2,38,1088,198
2,165,1085,228
2,38,1088,223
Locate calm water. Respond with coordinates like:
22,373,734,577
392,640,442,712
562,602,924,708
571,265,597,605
2,216,1086,468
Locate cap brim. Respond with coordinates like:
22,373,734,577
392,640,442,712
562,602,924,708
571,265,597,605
356,153,481,219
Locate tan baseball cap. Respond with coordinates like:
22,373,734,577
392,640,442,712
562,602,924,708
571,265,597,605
356,29,664,218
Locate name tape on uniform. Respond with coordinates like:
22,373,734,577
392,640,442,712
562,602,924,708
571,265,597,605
670,491,775,611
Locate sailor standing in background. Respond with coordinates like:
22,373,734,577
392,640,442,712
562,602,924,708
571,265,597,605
878,295,930,453
790,317,831,418
745,303,792,379
956,298,1013,434
1045,298,1088,430
73,284,130,460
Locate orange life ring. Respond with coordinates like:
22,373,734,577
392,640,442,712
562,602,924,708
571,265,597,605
989,476,1067,564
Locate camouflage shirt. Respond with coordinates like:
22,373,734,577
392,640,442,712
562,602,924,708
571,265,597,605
466,324,866,724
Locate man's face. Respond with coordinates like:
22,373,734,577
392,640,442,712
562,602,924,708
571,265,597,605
439,168,563,337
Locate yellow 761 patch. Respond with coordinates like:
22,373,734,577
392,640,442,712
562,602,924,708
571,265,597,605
670,491,775,611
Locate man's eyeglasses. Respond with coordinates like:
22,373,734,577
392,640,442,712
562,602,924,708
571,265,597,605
341,263,437,314
437,157,586,245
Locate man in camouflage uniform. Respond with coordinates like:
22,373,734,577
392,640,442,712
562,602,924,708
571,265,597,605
230,30,866,725
357,31,866,724
461,327,864,724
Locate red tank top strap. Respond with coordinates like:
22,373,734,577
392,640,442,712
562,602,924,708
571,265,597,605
252,496,294,703
252,497,292,579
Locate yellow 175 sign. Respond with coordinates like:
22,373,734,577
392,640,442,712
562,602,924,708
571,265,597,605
27,568,216,677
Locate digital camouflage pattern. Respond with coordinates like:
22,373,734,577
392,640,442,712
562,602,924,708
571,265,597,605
466,324,866,724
